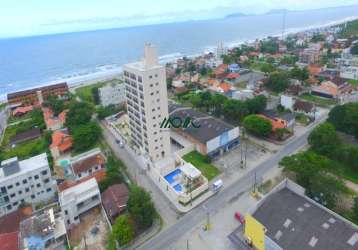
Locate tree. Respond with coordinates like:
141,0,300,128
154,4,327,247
279,151,332,190
30,108,45,129
266,72,290,93
44,96,64,116
310,33,325,43
223,99,248,122
92,87,100,105
97,105,121,120
246,95,267,114
127,185,156,229
243,115,272,137
290,66,309,81
353,197,358,222
65,102,93,130
308,122,341,157
328,103,358,138
351,43,358,55
72,122,102,152
310,173,348,209
211,93,226,114
200,67,208,76
111,215,135,246
260,40,279,54
260,63,276,74
99,154,125,192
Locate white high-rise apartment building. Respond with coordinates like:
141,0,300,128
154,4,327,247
123,44,171,162
0,153,55,217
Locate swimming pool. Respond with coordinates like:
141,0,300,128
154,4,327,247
164,169,183,193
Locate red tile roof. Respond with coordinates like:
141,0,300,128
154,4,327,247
101,184,129,223
58,169,106,192
0,207,33,234
226,73,240,79
72,153,105,175
50,129,72,153
43,107,68,128
0,232,19,250
12,106,33,116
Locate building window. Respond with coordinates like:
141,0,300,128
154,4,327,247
34,175,39,180
16,182,20,186
6,205,12,211
7,185,13,190
149,75,153,79
10,193,15,198
67,220,70,225
150,84,153,87
25,188,30,192
156,82,159,86
13,202,18,206
65,210,68,215
46,188,52,192
36,183,41,188
44,178,50,183
155,74,158,78
31,195,35,199
22,179,27,184
41,170,48,175
18,190,22,195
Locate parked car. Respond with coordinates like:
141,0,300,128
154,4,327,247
235,212,245,224
213,179,223,192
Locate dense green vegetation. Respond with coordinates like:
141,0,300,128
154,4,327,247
65,102,94,130
72,121,102,153
280,151,349,209
339,19,358,38
290,66,309,81
99,154,126,192
97,105,123,120
182,151,221,181
43,96,65,116
259,40,279,54
127,185,156,229
243,115,272,137
266,71,290,93
178,91,267,124
351,43,358,55
108,215,135,248
328,103,358,139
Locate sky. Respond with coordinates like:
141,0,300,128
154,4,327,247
0,0,358,38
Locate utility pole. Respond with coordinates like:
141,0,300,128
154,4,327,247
187,239,190,250
281,9,286,40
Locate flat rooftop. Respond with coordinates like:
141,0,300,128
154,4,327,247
253,188,358,250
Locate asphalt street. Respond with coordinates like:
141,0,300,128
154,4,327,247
137,113,328,250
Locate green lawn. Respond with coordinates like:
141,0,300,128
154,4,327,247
348,79,358,86
299,93,337,107
295,113,310,126
7,112,32,124
0,137,48,161
182,151,221,181
75,82,106,104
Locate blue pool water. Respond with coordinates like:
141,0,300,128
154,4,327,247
173,184,183,192
164,169,183,192
164,169,182,184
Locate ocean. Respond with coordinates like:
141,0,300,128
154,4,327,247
0,5,358,99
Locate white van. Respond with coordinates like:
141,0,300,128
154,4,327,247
213,179,223,192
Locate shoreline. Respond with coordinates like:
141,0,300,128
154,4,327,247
1,15,357,103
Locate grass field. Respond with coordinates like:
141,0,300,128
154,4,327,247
348,79,358,86
299,93,337,107
75,79,122,104
182,151,221,181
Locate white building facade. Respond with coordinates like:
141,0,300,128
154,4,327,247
98,82,126,107
123,44,171,163
59,178,101,228
0,153,55,216
338,52,358,80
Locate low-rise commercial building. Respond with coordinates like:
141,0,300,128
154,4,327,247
59,177,101,228
169,103,240,158
0,154,55,217
98,81,126,107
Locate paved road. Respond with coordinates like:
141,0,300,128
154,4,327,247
100,122,179,227
138,114,328,250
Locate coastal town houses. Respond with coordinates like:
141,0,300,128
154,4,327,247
19,207,67,250
50,129,73,160
101,183,129,224
70,148,106,181
0,154,55,216
43,107,68,131
7,82,69,108
58,177,101,229
337,51,358,80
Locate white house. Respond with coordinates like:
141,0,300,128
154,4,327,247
280,95,294,111
59,177,101,228
99,82,126,107
0,154,55,217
